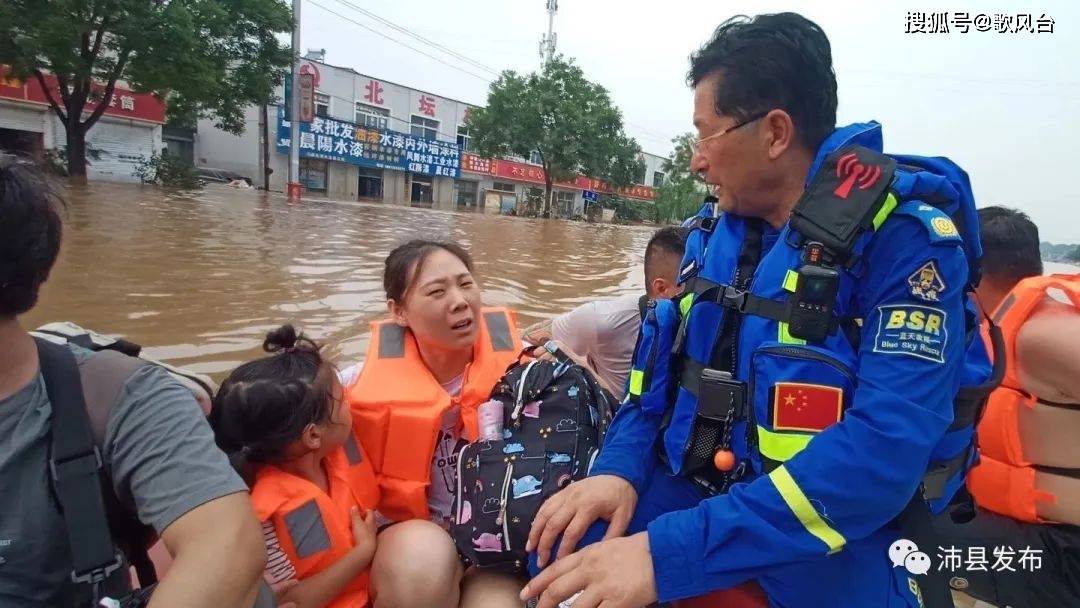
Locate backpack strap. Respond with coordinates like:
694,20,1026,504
77,350,160,588
78,350,148,444
35,338,127,602
788,145,898,265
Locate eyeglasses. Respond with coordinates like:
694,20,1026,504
690,111,769,155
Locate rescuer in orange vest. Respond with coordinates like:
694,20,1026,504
212,324,380,608
932,206,1080,607
344,240,526,608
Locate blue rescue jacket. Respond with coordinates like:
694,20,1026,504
591,122,993,599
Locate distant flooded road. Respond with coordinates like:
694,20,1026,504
24,184,653,378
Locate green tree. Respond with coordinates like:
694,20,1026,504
653,132,708,224
1067,245,1080,264
0,0,292,180
468,56,643,217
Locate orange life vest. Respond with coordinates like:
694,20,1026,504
347,307,522,522
968,273,1080,523
251,432,380,608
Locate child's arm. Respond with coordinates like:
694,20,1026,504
278,507,378,608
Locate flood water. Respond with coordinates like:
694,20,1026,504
25,183,1079,381
24,183,654,379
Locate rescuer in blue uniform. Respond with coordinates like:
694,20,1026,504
520,13,992,608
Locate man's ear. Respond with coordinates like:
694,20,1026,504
763,109,796,161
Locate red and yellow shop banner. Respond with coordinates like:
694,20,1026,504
460,152,656,201
1,66,166,124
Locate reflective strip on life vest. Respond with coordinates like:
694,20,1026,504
768,465,846,554
343,434,363,466
628,369,644,397
378,324,407,358
483,310,516,351
757,426,814,463
283,499,332,558
679,292,695,317
778,270,807,345
871,192,900,230
782,270,799,293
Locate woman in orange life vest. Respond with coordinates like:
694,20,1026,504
344,240,526,608
212,325,380,608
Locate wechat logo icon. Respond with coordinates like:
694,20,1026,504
889,538,932,576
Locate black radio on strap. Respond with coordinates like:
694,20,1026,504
789,145,898,265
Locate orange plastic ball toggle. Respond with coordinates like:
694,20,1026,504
713,449,736,472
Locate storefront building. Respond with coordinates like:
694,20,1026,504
0,66,166,181
195,54,664,215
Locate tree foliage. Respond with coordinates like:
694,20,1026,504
0,0,292,179
467,56,643,216
653,132,708,224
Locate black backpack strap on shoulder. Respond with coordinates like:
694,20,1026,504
789,145,898,265
35,338,127,603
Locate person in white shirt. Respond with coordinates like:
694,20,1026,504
523,227,688,398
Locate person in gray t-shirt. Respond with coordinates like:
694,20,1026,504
523,227,688,399
0,156,266,607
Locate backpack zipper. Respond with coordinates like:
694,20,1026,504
497,462,513,550
454,443,471,524
511,360,540,426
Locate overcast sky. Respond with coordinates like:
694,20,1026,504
300,0,1078,242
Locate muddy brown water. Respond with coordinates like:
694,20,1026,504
23,183,654,380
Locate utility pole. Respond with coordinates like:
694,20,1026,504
539,0,558,65
286,0,303,200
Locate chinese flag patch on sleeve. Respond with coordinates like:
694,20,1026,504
772,382,844,432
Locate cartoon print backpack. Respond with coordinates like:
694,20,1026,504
451,347,616,573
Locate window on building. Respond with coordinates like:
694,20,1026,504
529,150,543,165
455,179,478,208
526,187,544,203
555,190,576,217
300,158,327,192
456,125,470,152
355,102,389,130
411,174,433,205
315,92,331,118
411,115,439,140
635,164,648,186
652,171,665,187
491,181,516,193
358,167,383,200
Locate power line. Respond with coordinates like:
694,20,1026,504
307,1,672,157
307,1,494,84
325,0,503,78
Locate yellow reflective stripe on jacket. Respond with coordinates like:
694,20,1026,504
768,465,846,554
757,426,813,462
778,322,807,345
782,270,799,293
778,270,806,345
872,192,900,230
628,369,644,396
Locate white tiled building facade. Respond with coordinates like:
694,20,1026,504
196,56,667,215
